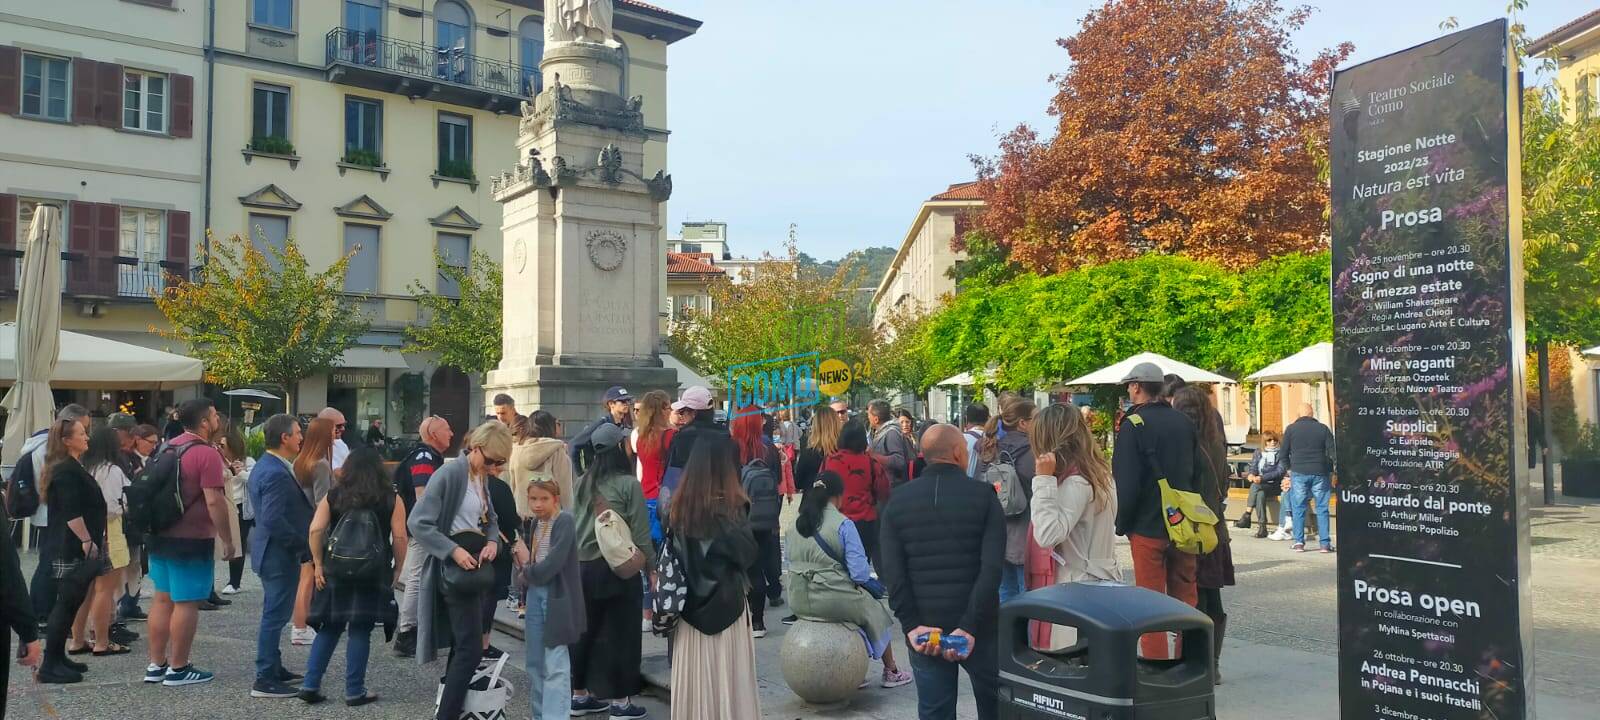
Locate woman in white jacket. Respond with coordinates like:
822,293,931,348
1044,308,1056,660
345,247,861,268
1026,403,1122,650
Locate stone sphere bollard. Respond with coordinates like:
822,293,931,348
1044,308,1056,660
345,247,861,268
780,619,868,706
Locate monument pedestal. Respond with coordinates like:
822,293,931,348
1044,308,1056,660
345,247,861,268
484,35,678,435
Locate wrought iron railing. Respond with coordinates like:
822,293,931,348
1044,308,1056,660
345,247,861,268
117,261,166,299
325,27,531,97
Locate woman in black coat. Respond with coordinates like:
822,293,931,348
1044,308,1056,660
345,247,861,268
37,418,103,684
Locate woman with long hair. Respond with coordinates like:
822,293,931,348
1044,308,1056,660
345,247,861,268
71,427,132,658
569,422,653,718
730,406,783,636
220,423,256,595
668,434,760,720
978,396,1037,603
631,390,675,545
210,416,245,597
409,421,508,720
774,409,801,500
290,417,337,646
895,408,921,480
1171,385,1235,683
37,419,103,683
1025,403,1122,649
786,470,912,688
301,448,406,706
794,403,843,491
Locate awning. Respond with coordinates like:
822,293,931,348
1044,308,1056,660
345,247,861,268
1246,342,1332,383
1065,352,1235,386
223,388,280,400
336,346,410,370
937,372,975,387
0,322,203,389
662,353,714,389
1584,344,1600,357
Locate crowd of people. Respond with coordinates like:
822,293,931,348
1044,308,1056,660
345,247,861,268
0,368,1331,720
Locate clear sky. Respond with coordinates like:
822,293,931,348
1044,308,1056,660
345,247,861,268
657,1,1579,262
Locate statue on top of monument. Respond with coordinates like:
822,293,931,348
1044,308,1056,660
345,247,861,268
548,0,615,47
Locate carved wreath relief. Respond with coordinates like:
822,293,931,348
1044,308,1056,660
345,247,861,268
586,229,627,271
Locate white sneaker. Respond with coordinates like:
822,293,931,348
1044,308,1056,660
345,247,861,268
1267,528,1290,541
752,627,768,639
220,585,240,595
290,627,316,646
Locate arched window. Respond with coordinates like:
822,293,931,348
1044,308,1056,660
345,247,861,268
613,34,628,98
519,16,543,95
435,0,472,82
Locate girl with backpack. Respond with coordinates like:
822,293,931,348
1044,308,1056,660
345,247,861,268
821,420,890,569
787,471,913,689
511,478,583,720
977,397,1037,603
731,407,783,637
668,435,760,720
301,448,406,706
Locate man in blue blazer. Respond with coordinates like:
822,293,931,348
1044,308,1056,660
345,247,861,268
246,413,310,699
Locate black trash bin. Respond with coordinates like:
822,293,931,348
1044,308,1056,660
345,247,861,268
997,582,1214,720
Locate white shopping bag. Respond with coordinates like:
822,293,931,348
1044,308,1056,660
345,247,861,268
434,655,514,720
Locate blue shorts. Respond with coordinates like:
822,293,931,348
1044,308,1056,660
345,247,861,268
148,553,215,603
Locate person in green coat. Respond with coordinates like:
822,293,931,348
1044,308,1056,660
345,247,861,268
786,471,913,689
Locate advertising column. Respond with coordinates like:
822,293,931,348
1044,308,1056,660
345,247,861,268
1330,19,1533,720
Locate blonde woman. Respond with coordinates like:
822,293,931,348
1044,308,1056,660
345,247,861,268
793,404,843,491
1026,403,1122,650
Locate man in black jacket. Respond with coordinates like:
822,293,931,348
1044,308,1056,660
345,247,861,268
1279,404,1336,553
1111,362,1202,660
880,424,1004,720
569,386,633,475
2,498,42,710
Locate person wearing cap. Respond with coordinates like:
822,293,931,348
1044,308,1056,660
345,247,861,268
1111,361,1204,660
569,386,635,476
569,422,653,719
659,386,732,519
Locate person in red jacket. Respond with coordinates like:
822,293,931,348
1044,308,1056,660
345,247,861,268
821,420,891,568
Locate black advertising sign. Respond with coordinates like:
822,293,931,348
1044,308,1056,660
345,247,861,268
1330,19,1532,720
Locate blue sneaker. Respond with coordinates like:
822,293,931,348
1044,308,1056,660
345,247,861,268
163,664,214,687
571,695,610,716
610,702,648,719
143,663,168,684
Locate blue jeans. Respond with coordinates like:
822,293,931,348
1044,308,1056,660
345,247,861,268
302,619,374,699
1289,473,1332,547
523,585,571,720
998,563,1025,604
255,570,297,681
907,636,999,720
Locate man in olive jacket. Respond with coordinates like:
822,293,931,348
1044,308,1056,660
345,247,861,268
880,424,1004,720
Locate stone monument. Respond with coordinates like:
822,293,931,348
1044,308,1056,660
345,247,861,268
485,0,677,432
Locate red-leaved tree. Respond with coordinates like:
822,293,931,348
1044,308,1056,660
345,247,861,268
967,0,1352,272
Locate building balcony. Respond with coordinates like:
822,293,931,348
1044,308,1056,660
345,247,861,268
324,28,531,113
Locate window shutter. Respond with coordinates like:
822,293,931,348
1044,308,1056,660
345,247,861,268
93,203,119,295
0,46,19,116
0,194,16,293
96,62,123,128
171,73,193,137
72,58,98,125
67,200,96,293
166,209,190,282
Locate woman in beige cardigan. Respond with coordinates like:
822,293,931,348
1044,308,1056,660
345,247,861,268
1026,403,1122,650
508,412,574,516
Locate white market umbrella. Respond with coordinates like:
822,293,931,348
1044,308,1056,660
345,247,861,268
1246,342,1333,383
1064,352,1234,386
2,207,63,466
0,325,203,388
223,388,280,400
936,372,975,387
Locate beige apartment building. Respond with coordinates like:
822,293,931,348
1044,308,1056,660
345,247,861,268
3,0,699,436
1,0,208,419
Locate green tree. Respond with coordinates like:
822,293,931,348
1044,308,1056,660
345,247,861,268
869,301,938,405
403,250,504,376
155,233,369,412
947,230,1023,291
1522,85,1600,349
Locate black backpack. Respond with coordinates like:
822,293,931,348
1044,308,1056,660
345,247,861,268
124,442,201,537
324,500,390,582
5,452,40,519
740,458,781,531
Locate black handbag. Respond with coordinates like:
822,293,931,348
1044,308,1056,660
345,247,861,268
441,530,494,596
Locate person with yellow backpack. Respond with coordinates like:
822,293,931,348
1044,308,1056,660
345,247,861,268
1111,362,1217,661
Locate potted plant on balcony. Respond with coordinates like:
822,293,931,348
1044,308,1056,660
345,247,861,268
437,159,476,183
343,148,383,169
1561,422,1600,498
249,135,296,156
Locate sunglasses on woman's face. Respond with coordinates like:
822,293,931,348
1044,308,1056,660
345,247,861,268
477,448,508,468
